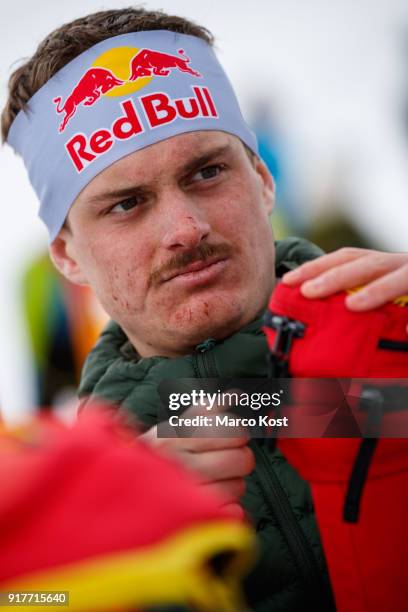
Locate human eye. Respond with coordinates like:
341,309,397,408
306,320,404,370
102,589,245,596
190,164,225,183
109,195,143,214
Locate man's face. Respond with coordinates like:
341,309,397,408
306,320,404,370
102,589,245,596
51,131,276,357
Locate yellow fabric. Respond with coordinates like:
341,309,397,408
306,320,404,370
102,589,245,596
1,520,256,611
393,295,408,307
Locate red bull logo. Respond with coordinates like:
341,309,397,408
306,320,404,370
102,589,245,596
53,68,124,132
53,46,201,132
129,48,201,80
66,86,218,173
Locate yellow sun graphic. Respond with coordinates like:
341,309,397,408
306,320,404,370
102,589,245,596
91,47,153,96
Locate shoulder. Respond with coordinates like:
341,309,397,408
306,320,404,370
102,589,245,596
275,237,324,276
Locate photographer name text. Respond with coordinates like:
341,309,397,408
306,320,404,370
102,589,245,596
168,414,289,428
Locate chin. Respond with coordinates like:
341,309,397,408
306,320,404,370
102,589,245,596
168,292,249,344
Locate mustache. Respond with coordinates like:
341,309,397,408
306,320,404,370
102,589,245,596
150,242,233,285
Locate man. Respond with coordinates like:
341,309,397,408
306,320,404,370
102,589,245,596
2,7,408,611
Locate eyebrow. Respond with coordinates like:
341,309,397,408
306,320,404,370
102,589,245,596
181,144,231,177
86,143,232,205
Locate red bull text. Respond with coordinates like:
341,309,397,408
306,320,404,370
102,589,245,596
65,86,218,172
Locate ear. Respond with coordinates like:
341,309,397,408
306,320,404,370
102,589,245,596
255,157,276,215
49,227,89,286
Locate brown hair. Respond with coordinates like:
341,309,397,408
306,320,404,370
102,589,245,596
1,7,213,142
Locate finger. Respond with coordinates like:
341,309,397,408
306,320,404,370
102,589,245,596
282,247,370,285
186,415,248,440
345,263,408,310
183,434,249,452
202,478,246,504
300,253,408,298
140,426,248,455
189,445,255,483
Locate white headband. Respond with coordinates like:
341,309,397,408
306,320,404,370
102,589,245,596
7,30,258,241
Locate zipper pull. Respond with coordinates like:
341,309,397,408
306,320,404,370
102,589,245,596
195,338,217,353
264,312,306,361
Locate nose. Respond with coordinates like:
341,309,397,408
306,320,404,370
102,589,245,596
161,192,211,250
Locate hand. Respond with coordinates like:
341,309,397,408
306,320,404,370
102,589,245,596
282,247,408,331
141,407,254,519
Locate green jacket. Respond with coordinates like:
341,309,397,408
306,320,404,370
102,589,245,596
79,237,336,611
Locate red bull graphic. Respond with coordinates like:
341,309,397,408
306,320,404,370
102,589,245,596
53,68,124,132
66,86,218,173
53,47,201,133
129,48,201,80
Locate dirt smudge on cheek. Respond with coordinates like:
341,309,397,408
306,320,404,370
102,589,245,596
174,307,192,324
171,305,195,328
101,265,131,314
171,300,213,328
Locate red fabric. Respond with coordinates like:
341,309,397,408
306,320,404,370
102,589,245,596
264,284,408,612
264,284,408,378
0,411,237,582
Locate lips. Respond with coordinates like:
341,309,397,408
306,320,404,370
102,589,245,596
161,256,227,283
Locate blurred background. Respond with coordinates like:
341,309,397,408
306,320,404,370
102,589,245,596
1,0,408,423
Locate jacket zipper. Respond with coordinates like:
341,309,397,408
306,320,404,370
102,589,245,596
192,338,334,610
261,311,332,604
251,441,334,610
263,311,305,377
192,340,219,378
